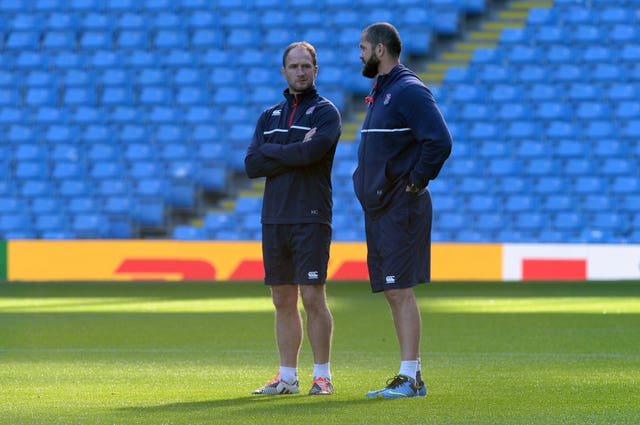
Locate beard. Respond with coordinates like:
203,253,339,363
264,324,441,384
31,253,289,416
361,53,380,78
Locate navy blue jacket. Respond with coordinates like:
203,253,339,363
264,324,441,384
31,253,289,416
353,64,452,214
245,86,342,225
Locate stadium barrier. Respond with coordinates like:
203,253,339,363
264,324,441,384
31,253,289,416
0,240,638,282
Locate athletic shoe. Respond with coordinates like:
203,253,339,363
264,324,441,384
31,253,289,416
252,373,299,395
415,370,427,397
308,376,333,395
366,374,421,399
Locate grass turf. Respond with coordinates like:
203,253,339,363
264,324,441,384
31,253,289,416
0,280,639,424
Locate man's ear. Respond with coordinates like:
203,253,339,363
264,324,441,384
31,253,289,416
375,43,385,57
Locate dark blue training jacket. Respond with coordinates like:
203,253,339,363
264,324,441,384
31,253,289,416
245,86,342,225
353,64,452,215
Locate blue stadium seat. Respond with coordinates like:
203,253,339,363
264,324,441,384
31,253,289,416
592,212,628,231
59,180,93,198
14,144,48,161
100,189,130,213
554,140,587,157
96,179,129,198
117,30,149,50
553,63,588,83
68,197,98,214
226,29,260,49
31,197,62,215
614,101,640,119
5,31,40,50
437,213,467,231
611,176,639,195
545,121,579,139
52,162,86,180
500,28,528,45
72,213,109,238
621,120,640,138
506,120,537,139
154,30,188,50
601,158,633,176
15,161,49,180
497,176,529,194
583,121,617,139
173,225,207,240
0,214,33,238
0,197,26,214
129,161,163,179
183,107,217,124
609,24,639,43
204,212,233,234
553,212,583,231
135,178,166,199
21,180,54,199
514,212,545,231
134,199,166,229
527,83,560,102
619,43,640,63
235,196,262,214
505,194,536,212
91,162,125,180
533,176,563,194
518,65,549,83
168,180,196,209
545,46,573,64
467,195,497,213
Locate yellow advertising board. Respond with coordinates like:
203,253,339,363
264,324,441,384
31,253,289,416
7,240,502,281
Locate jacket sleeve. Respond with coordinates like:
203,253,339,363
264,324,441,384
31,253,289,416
258,104,342,167
402,85,453,189
244,112,293,179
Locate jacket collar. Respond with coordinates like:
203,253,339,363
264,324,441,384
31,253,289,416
283,85,317,103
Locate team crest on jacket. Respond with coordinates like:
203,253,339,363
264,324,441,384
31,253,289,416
306,106,316,115
384,93,391,105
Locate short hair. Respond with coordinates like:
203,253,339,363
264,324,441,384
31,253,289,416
363,22,402,59
282,41,317,67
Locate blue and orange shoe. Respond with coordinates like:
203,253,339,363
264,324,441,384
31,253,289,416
366,374,424,399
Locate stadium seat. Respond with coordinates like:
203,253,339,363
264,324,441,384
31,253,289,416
592,139,628,157
173,225,207,240
134,200,165,229
533,176,564,194
72,213,109,238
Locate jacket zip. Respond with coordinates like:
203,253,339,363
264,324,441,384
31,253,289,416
288,94,298,127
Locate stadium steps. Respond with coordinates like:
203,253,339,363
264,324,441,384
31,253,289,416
417,0,553,87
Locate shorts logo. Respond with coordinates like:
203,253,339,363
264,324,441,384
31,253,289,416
308,271,319,279
385,275,396,284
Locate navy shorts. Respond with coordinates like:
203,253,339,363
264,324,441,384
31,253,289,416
262,223,331,286
364,189,432,293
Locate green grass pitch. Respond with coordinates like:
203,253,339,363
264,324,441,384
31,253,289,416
1,280,639,424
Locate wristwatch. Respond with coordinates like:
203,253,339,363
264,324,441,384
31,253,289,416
407,183,421,193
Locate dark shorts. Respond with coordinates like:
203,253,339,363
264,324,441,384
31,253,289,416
262,223,331,286
364,189,432,293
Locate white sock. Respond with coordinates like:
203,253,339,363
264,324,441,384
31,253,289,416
398,360,418,381
313,363,331,380
279,366,298,384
